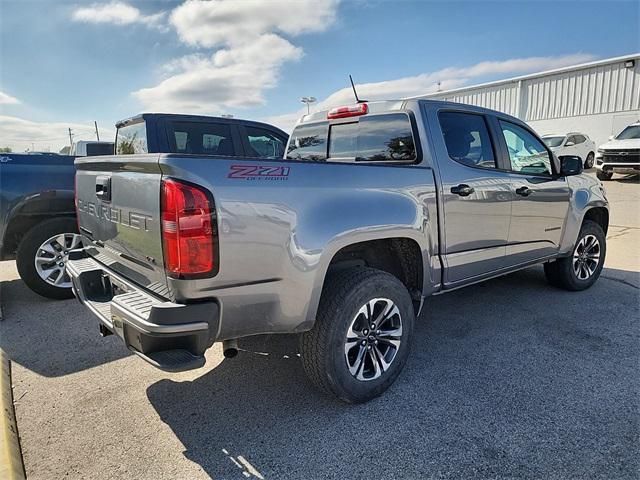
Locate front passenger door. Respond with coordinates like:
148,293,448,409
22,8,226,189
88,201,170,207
497,120,570,265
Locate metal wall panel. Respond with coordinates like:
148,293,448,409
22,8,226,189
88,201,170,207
435,82,520,117
425,56,639,122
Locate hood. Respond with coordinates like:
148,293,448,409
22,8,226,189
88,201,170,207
598,138,640,150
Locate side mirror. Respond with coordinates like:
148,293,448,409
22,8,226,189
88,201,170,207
558,155,583,176
565,141,575,146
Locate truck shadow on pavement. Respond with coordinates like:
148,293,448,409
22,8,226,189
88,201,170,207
146,266,639,480
0,278,130,377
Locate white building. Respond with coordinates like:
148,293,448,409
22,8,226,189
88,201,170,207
416,53,640,148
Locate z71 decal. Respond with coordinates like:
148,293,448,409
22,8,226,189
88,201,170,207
228,165,290,181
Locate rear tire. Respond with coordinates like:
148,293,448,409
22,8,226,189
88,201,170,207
597,170,613,181
300,267,415,403
16,218,80,300
544,220,606,291
584,152,595,169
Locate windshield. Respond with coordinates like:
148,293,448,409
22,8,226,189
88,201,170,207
615,125,640,140
542,136,565,147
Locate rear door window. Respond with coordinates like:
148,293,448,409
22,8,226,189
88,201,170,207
244,127,286,158
438,112,496,169
116,122,147,155
169,122,235,155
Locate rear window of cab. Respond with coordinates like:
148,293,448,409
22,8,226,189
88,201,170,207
286,113,417,163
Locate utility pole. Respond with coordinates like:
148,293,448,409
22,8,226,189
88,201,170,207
94,121,100,141
68,128,74,146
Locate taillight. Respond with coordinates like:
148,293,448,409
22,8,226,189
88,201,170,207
161,178,216,278
327,103,368,119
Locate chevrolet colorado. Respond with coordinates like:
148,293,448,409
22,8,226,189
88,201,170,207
68,101,609,403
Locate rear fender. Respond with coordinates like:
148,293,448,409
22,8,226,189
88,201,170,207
299,190,435,330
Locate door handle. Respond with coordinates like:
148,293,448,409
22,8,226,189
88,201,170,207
515,186,532,197
451,184,474,197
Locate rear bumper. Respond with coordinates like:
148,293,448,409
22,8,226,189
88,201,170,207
67,253,219,371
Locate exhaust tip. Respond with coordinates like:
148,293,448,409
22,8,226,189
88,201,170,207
222,339,239,359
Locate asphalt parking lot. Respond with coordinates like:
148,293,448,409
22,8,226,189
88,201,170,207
1,174,639,480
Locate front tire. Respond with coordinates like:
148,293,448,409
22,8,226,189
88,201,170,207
300,267,415,403
597,170,613,181
584,152,595,169
16,218,81,299
544,220,606,291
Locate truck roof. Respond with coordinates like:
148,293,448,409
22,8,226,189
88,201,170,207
115,112,287,135
296,99,523,126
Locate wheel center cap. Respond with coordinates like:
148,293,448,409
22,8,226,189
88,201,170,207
368,335,376,342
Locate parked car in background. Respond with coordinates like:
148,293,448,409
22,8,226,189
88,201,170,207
0,152,80,298
69,100,608,403
542,132,596,168
70,140,114,157
0,116,287,300
595,121,640,181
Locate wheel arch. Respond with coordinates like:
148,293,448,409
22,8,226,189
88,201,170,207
304,235,431,328
583,206,609,235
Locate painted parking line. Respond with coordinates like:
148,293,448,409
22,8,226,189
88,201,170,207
1,349,26,480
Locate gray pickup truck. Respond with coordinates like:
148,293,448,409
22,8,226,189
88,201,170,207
69,100,609,403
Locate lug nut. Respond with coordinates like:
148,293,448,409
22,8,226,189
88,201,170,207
363,329,369,335
376,330,381,335
58,262,64,267
374,340,378,345
367,345,372,350
370,324,376,330
361,340,366,346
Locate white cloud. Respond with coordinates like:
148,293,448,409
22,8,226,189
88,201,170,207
265,53,598,132
0,91,20,105
133,0,339,114
134,34,302,113
170,0,338,48
72,1,167,30
0,115,113,152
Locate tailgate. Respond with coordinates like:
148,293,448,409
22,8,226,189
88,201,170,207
75,154,169,296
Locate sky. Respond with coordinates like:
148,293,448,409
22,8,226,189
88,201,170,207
0,0,638,152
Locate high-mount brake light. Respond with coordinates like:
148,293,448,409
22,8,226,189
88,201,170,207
327,103,368,119
161,178,216,277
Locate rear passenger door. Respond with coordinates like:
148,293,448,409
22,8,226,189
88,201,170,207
496,119,570,264
431,109,514,286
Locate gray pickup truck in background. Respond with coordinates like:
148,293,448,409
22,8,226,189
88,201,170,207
68,100,609,403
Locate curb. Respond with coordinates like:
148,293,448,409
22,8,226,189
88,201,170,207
0,349,26,480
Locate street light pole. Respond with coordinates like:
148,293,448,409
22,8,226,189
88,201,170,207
300,96,317,115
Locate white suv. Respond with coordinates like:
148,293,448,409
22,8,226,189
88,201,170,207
542,132,596,168
595,122,640,181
